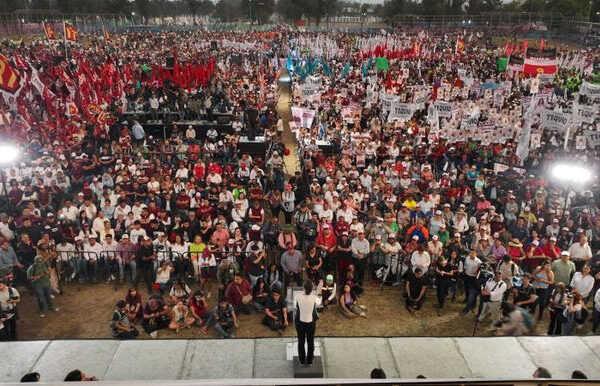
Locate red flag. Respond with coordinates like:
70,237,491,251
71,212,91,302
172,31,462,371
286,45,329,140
43,22,56,40
521,40,528,56
64,22,78,42
0,54,21,93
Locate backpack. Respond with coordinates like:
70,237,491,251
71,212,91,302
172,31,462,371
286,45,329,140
519,307,535,330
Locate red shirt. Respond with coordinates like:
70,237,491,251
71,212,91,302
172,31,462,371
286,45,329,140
541,243,561,260
225,280,252,307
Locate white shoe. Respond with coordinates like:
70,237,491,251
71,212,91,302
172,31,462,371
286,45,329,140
39,313,45,318
71,272,76,279
51,307,60,312
50,294,55,299
359,305,367,310
150,331,158,339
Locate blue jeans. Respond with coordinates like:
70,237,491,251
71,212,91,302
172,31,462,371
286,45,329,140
128,261,137,282
33,285,53,313
206,314,234,338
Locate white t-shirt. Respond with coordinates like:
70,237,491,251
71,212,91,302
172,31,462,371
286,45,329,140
464,257,482,277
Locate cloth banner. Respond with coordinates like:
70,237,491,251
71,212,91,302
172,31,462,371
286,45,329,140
434,101,453,118
381,93,399,112
539,109,569,132
291,106,316,128
524,48,557,75
584,130,600,147
388,101,414,122
580,81,600,98
572,104,597,125
298,84,320,104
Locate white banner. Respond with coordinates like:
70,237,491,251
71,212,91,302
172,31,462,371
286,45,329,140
540,109,569,132
572,104,597,125
434,101,453,118
381,93,399,112
388,101,414,122
460,111,480,131
585,130,600,147
306,76,321,87
291,106,317,128
580,81,600,98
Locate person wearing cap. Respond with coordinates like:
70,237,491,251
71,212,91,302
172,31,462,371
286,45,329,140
351,229,370,285
317,274,337,308
551,251,576,288
541,236,561,261
545,218,561,238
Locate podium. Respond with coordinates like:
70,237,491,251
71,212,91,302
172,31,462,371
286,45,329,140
293,356,324,378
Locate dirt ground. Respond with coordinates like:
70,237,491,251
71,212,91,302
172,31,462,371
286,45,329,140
14,279,595,340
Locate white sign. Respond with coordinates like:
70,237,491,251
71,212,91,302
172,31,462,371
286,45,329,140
540,109,569,132
434,101,453,118
291,106,317,128
388,101,414,122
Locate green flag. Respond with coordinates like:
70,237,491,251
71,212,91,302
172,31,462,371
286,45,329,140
341,62,350,78
496,57,508,72
375,57,389,72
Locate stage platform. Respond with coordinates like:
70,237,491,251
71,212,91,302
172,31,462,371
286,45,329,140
2,336,600,382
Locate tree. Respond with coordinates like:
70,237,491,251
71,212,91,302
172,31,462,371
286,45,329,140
215,0,243,21
275,0,304,22
135,0,152,24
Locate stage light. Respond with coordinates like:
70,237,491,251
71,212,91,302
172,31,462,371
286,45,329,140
0,145,19,165
551,163,593,184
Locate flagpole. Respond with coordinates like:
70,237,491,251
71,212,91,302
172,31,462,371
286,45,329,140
63,21,68,58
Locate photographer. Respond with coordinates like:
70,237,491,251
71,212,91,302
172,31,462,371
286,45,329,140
262,291,289,334
0,278,19,340
512,273,538,312
477,271,507,325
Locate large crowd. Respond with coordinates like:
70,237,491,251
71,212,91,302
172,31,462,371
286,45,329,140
1,28,600,342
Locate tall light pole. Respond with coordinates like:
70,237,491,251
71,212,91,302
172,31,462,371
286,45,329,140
0,144,19,214
551,163,593,221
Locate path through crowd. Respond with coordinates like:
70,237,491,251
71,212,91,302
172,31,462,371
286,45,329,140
275,69,300,176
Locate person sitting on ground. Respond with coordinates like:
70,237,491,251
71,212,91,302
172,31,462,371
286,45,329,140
202,296,238,339
155,260,174,295
111,300,139,339
189,290,211,327
262,291,289,334
252,277,269,312
125,287,143,324
339,283,367,318
169,300,195,333
169,280,192,305
141,295,170,338
316,274,337,309
64,369,97,382
225,273,253,314
405,267,426,312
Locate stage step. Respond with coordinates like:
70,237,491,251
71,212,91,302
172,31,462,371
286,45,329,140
293,356,324,378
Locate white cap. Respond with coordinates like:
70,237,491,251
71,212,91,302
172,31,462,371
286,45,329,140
432,235,438,240
561,251,570,256
251,224,261,231
411,235,419,240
